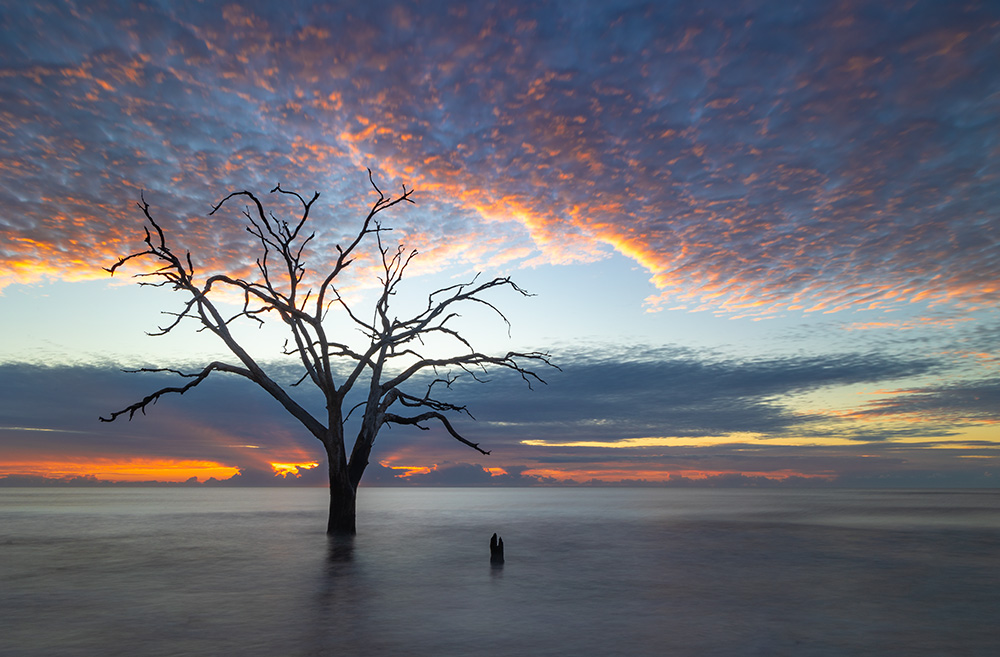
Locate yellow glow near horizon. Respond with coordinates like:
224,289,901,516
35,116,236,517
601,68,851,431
270,462,320,477
519,433,835,449
521,425,1000,450
521,466,834,483
882,425,1000,448
378,460,436,478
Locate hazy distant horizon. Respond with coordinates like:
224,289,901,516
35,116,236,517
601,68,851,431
4,472,996,490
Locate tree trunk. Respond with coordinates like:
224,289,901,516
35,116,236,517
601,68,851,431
327,469,357,534
326,441,357,535
327,487,356,534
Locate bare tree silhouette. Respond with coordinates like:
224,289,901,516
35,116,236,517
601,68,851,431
101,171,554,534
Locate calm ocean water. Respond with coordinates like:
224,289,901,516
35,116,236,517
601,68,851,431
2,487,999,656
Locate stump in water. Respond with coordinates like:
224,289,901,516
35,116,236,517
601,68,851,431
490,532,505,565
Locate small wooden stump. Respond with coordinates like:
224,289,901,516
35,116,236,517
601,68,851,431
490,532,505,565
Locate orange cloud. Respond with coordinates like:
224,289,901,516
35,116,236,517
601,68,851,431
1,457,240,483
378,460,435,478
270,461,320,477
844,316,975,331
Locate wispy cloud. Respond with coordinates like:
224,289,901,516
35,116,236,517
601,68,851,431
846,379,1000,425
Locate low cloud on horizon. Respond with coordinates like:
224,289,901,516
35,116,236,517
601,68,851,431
2,342,997,488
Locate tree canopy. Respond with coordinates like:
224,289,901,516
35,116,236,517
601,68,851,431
102,172,555,533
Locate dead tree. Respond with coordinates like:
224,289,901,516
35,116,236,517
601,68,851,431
100,171,554,534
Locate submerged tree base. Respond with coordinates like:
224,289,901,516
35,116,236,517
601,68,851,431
327,483,357,535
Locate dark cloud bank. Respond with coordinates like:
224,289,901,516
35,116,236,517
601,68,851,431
2,346,996,487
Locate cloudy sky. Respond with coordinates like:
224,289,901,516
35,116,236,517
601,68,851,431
1,0,998,487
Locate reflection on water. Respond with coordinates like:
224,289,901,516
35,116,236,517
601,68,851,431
325,534,355,564
2,488,999,656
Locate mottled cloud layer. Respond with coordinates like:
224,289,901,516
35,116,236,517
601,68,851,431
2,0,998,316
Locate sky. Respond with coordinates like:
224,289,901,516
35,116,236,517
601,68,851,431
1,0,998,488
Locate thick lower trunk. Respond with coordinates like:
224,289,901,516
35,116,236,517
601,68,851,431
327,490,356,535
326,439,357,535
327,470,357,535
332,423,374,534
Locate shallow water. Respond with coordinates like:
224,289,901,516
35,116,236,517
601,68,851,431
2,488,999,656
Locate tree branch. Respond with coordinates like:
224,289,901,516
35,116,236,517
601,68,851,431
99,362,253,422
384,411,491,455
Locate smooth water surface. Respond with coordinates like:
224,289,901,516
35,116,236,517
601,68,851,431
2,488,999,656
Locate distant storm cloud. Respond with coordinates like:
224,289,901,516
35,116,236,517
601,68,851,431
1,0,997,318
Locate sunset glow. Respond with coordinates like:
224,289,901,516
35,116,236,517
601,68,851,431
378,461,436,478
270,462,320,477
1,458,240,483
